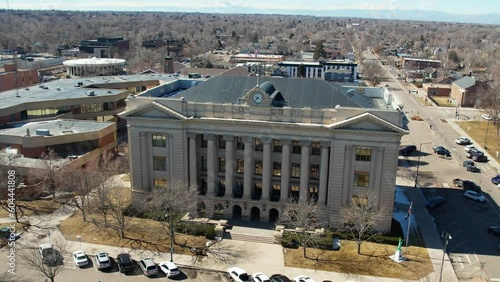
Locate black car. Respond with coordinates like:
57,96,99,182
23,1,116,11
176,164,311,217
466,149,484,158
270,274,292,282
463,160,480,172
462,180,481,192
425,196,445,209
488,226,500,237
433,146,451,157
399,145,417,156
117,253,134,273
472,155,488,162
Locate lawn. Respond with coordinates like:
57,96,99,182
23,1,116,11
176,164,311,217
431,97,455,107
0,200,62,218
59,211,208,255
456,121,500,164
284,241,432,280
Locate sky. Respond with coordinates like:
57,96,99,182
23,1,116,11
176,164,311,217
2,0,500,15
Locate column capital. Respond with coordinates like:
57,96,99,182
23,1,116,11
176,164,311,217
320,141,331,148
222,135,234,142
187,132,197,138
242,136,253,143
205,134,216,141
261,137,272,144
299,140,311,147
281,139,292,145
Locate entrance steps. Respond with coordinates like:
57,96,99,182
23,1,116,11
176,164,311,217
225,230,276,244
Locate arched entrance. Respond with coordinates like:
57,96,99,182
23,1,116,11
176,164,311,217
232,205,242,220
269,208,279,223
214,204,224,219
250,207,260,221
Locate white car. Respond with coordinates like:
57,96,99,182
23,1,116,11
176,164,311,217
455,137,470,145
482,114,492,120
464,190,485,202
252,272,271,282
72,250,88,267
95,252,111,269
294,276,315,282
464,145,476,152
227,267,251,282
159,261,180,278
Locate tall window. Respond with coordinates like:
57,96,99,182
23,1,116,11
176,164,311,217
255,160,263,175
355,147,372,162
273,139,282,152
311,142,321,155
273,162,281,176
153,156,167,171
308,186,318,202
154,178,168,189
152,133,166,147
354,171,370,187
271,184,281,201
254,182,262,200
310,164,319,180
292,140,301,154
200,135,208,148
201,156,207,171
218,136,226,148
290,185,300,202
291,163,301,178
255,138,263,151
237,159,244,173
236,137,245,150
218,158,225,172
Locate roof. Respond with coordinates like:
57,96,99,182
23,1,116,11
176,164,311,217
172,76,382,109
63,57,126,66
403,57,441,63
0,119,114,137
453,76,476,89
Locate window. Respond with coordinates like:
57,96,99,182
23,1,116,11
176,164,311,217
236,137,245,150
152,133,166,147
271,184,281,201
153,156,167,171
201,156,207,171
218,158,225,172
254,138,263,151
355,147,372,162
311,142,321,155
290,185,299,202
273,162,281,176
354,171,370,187
308,186,318,202
154,178,168,189
273,139,282,152
291,163,301,178
200,135,207,148
255,160,263,175
217,179,225,197
218,137,226,148
237,159,244,173
253,182,262,200
292,140,301,154
310,164,319,180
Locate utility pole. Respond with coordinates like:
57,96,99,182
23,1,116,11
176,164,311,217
439,232,452,282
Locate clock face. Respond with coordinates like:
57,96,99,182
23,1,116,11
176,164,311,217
252,92,264,104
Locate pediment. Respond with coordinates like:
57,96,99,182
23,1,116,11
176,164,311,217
120,101,187,120
328,112,408,134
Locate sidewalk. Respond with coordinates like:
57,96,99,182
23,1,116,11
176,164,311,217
397,177,459,282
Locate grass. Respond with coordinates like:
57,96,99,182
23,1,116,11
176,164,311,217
284,241,432,280
416,96,433,107
0,200,62,218
456,121,500,164
59,211,208,255
432,97,455,107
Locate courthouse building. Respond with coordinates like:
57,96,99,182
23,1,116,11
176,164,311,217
121,76,407,232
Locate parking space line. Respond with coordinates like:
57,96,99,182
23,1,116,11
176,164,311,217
457,257,464,270
466,255,471,264
442,183,449,188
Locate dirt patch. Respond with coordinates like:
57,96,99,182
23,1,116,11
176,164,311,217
284,241,432,280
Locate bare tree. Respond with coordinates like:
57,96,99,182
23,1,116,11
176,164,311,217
278,199,323,258
30,149,65,199
60,165,96,222
340,191,386,255
362,61,383,86
0,154,22,222
20,238,67,282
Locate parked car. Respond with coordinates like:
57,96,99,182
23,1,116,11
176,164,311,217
271,274,292,282
462,180,481,192
139,258,158,277
95,252,111,270
332,237,341,251
72,251,88,267
482,114,492,120
434,146,451,157
492,174,500,185
39,243,62,266
453,178,464,187
463,160,480,172
117,253,134,273
294,276,315,282
466,149,484,158
252,272,272,282
455,137,471,145
464,190,485,202
159,261,180,278
228,267,252,282
488,226,500,237
464,145,476,152
425,196,445,209
399,145,417,156
472,155,488,162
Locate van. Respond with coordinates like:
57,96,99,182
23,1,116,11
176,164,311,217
139,258,158,276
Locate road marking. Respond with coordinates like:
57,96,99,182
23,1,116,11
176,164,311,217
490,278,500,281
457,257,464,270
466,255,471,264
442,183,449,188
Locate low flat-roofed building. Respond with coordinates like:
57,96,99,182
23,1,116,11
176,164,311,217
423,83,452,97
0,63,38,92
402,57,441,70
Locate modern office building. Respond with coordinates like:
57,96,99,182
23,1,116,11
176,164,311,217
277,60,357,81
79,37,130,58
121,76,407,232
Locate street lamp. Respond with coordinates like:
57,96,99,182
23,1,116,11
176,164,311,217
439,232,452,282
483,116,491,150
165,212,174,262
414,141,431,188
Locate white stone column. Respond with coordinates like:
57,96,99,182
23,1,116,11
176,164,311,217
299,141,311,202
280,139,291,202
223,135,234,198
261,138,272,201
243,136,254,199
206,134,216,196
187,133,198,188
319,142,330,205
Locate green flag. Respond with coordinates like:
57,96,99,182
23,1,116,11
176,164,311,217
397,237,403,251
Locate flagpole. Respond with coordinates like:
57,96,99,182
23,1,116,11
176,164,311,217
405,201,413,253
